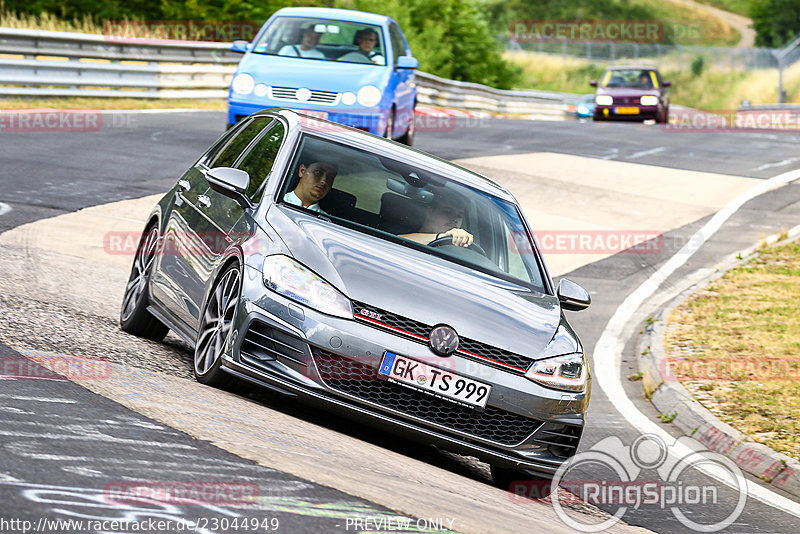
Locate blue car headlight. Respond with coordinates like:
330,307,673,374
232,73,255,95
262,255,352,319
526,352,587,392
357,85,382,107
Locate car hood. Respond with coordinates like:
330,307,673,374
268,207,564,360
596,86,661,97
238,53,389,92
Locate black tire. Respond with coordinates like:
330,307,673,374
397,105,415,146
491,464,553,498
193,263,241,388
120,225,169,341
384,108,395,140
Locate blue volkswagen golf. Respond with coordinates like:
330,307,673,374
227,7,418,144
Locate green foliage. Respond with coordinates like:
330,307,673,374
337,0,520,88
750,0,800,47
691,54,705,76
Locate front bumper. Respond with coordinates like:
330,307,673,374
220,266,589,476
594,105,659,121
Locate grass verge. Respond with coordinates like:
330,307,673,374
665,238,800,461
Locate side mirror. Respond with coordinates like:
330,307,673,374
589,80,597,87
231,40,250,53
557,279,591,311
206,167,252,209
662,81,671,87
396,55,419,69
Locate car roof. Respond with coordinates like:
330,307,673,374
262,109,514,201
272,7,391,25
605,65,658,71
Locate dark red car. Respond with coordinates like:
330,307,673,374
590,66,670,123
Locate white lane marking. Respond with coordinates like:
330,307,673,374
0,395,76,404
601,148,619,160
594,167,800,517
0,202,11,216
752,157,800,172
627,147,665,160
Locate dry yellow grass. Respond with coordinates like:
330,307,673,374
0,9,103,34
665,240,800,461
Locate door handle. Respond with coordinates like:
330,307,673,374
197,195,211,208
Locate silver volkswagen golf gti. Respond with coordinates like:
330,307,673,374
120,109,592,485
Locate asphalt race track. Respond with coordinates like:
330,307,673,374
2,111,800,533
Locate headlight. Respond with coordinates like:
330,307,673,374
357,85,382,107
262,255,352,319
577,105,589,114
526,353,587,392
640,95,659,106
232,73,255,95
341,92,356,105
595,95,613,106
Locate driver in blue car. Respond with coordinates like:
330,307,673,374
401,192,473,247
284,159,338,212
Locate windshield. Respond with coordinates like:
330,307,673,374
278,135,546,291
601,69,658,89
252,16,387,66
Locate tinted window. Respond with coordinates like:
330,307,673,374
236,121,285,203
279,135,546,291
210,117,273,169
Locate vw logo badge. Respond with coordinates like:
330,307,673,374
429,325,459,356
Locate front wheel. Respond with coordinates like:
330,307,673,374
120,225,168,341
194,264,241,388
397,106,415,146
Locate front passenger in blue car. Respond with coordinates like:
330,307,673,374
278,26,325,59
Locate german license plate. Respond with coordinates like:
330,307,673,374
615,107,640,115
378,352,491,409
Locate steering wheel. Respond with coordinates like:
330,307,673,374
428,234,488,256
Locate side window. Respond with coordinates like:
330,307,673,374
236,121,285,203
388,23,406,63
210,117,273,169
200,120,249,166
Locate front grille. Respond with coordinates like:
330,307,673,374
313,349,541,446
240,320,310,367
532,422,582,458
352,300,533,374
268,86,340,105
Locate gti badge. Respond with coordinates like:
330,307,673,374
429,325,459,356
358,308,382,321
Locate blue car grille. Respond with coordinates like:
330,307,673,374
312,348,542,446
351,301,533,374
268,86,340,105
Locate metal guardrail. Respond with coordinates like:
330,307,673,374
0,27,571,116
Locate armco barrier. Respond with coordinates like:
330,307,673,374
0,27,572,116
